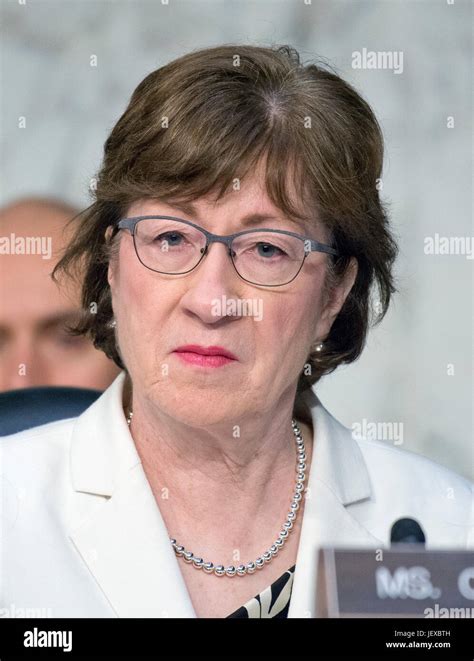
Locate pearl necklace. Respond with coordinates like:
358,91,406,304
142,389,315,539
126,409,307,577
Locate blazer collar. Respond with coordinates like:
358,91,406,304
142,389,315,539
298,387,373,506
69,372,382,618
69,372,196,617
70,371,137,497
287,387,384,618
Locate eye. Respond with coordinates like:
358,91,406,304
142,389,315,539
50,329,89,349
255,242,287,258
155,231,184,246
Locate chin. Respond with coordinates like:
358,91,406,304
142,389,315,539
154,384,246,427
167,403,237,428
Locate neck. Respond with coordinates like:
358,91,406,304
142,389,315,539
125,386,313,518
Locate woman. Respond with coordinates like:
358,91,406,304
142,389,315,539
1,44,472,619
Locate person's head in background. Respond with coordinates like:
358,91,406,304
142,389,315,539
0,197,120,391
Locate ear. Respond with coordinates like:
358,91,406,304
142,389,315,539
104,227,116,288
314,257,358,342
107,261,114,288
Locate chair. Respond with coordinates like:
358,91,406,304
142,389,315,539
0,386,102,436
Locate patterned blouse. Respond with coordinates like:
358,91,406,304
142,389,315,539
226,564,296,618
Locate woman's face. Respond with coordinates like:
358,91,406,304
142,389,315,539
108,173,356,426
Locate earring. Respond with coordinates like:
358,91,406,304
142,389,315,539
107,318,117,329
314,341,324,353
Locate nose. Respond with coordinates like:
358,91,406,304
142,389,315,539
179,240,245,324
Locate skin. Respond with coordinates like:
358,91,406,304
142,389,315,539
107,166,358,616
0,199,120,391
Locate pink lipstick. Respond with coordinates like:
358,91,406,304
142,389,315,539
172,345,238,368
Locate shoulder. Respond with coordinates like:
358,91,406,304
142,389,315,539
352,435,473,546
1,417,76,483
305,389,473,537
355,435,472,499
1,418,79,533
1,415,76,448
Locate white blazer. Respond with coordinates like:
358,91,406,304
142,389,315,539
0,371,472,618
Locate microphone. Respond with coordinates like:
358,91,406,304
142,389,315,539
390,517,426,545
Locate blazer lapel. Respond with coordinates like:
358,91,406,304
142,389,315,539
288,388,384,618
68,372,196,617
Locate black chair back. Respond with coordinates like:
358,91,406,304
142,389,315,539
0,386,102,436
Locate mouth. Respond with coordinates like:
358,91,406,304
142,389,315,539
172,344,238,368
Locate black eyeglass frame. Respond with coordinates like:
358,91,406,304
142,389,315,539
115,215,340,287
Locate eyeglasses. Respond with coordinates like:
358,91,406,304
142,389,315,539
116,215,340,287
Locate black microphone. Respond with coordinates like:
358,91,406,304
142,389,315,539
390,517,426,545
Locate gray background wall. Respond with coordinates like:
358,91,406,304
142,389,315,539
1,0,472,478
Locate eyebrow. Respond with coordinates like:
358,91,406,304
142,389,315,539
161,199,312,234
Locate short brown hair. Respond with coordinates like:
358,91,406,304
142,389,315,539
53,43,398,391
